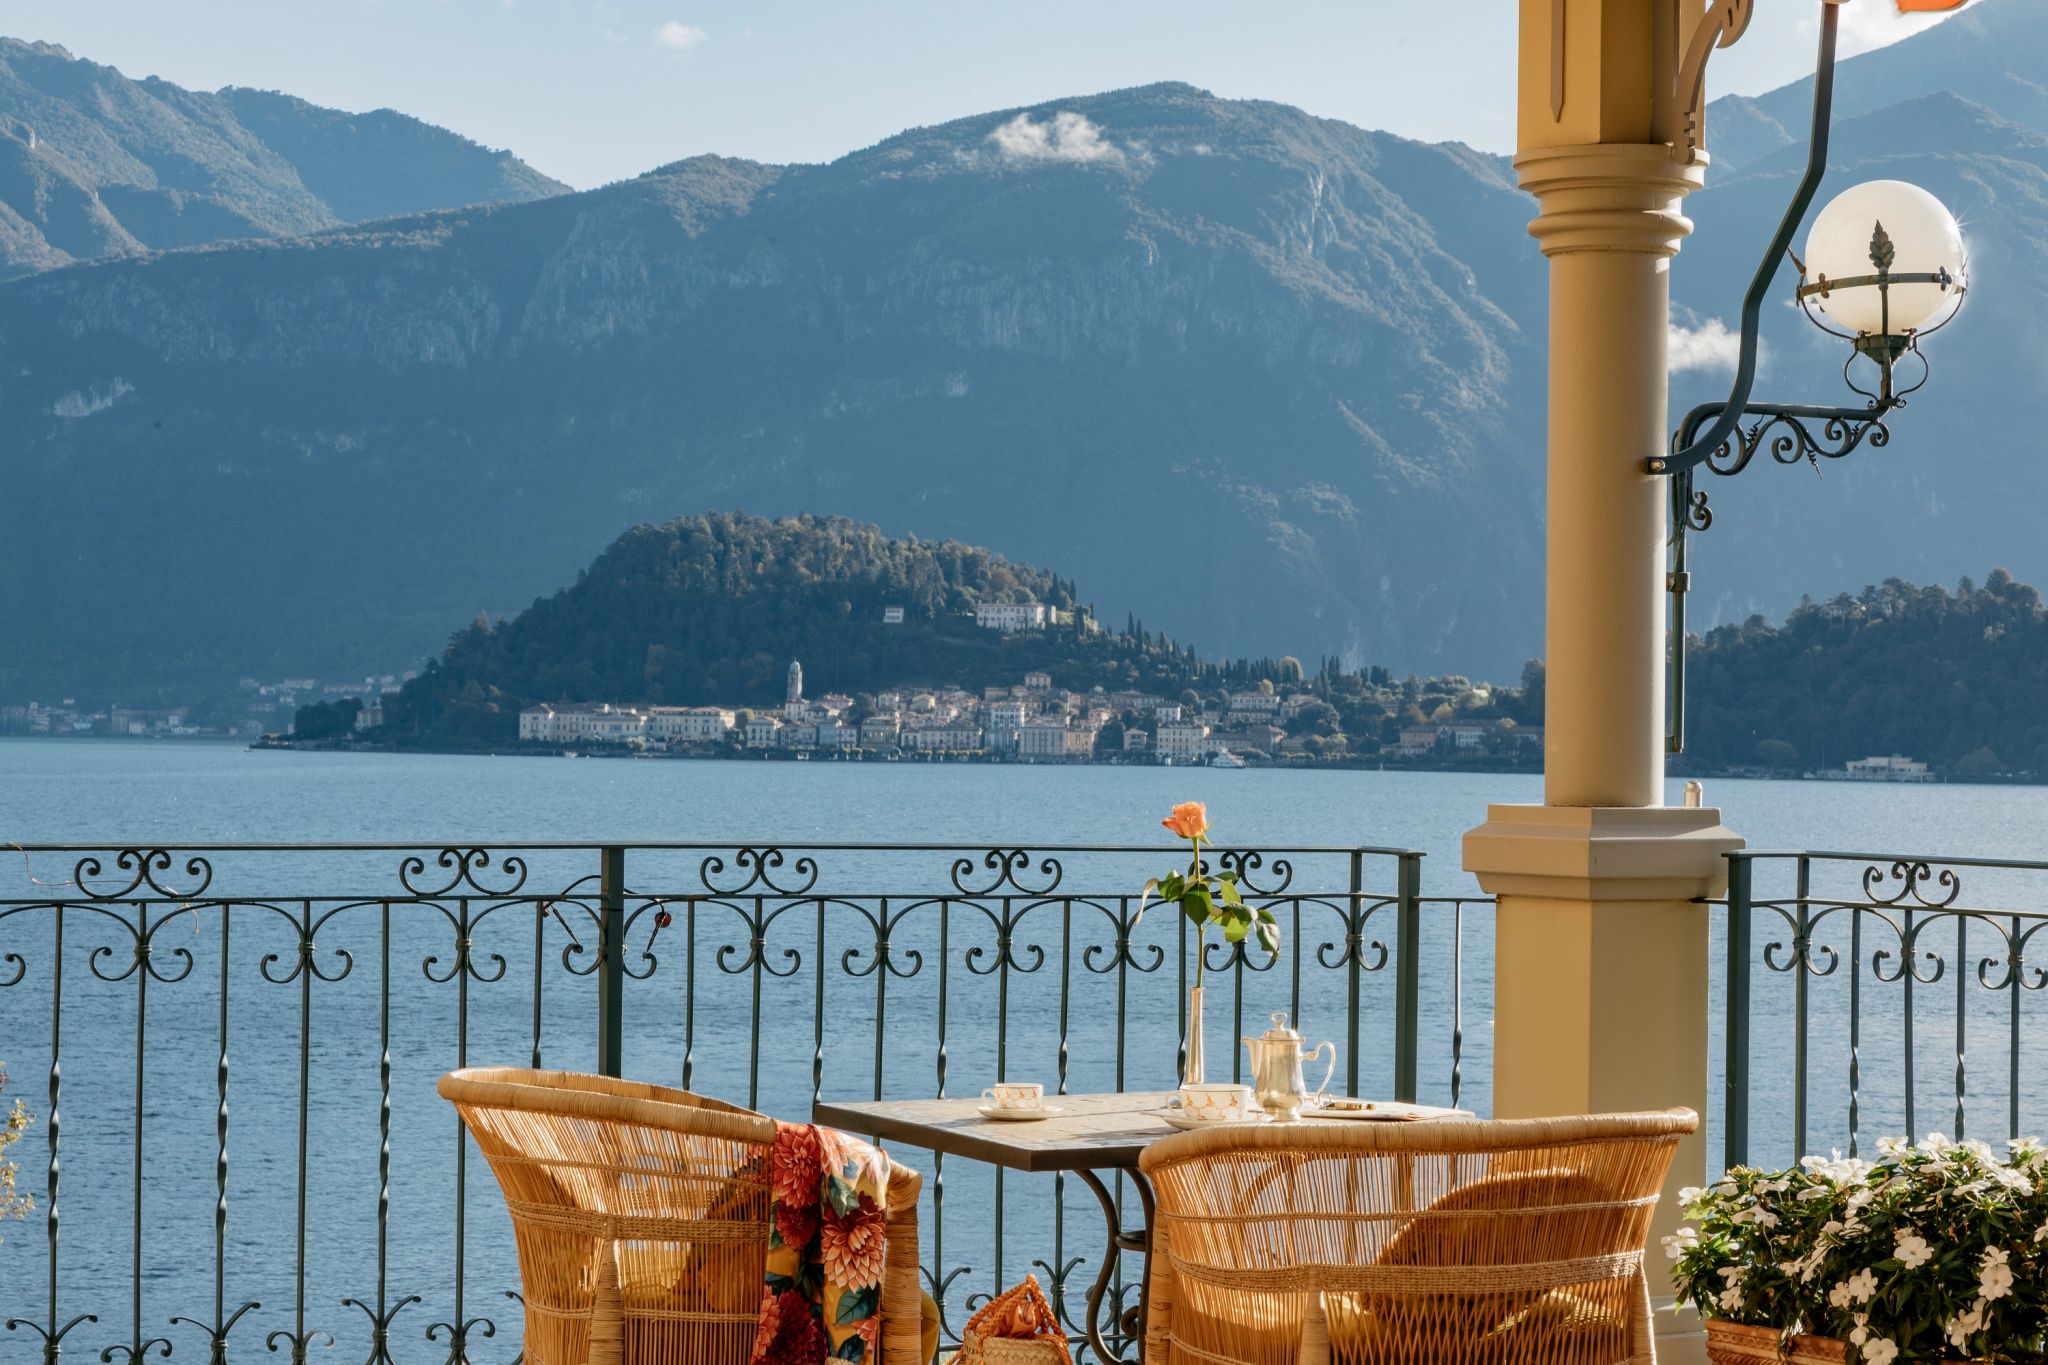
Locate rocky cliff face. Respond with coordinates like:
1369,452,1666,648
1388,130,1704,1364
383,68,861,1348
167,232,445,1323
0,37,567,279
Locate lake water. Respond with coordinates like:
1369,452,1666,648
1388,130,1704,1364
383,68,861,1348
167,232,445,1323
3,739,2047,1359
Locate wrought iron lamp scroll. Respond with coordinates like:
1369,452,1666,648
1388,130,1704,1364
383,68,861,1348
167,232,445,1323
1651,0,1968,752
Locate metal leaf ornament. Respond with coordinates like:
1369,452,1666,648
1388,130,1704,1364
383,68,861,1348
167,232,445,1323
1870,221,1897,273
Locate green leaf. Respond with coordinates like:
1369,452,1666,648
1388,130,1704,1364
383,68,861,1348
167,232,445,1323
1255,906,1277,925
1180,884,1212,925
1217,877,1244,908
833,1338,867,1362
1254,920,1281,956
1223,914,1251,944
1159,872,1186,902
825,1172,863,1216
836,1285,881,1324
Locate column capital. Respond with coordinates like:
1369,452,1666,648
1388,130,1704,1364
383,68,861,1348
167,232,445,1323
1515,143,1706,258
1463,802,1743,902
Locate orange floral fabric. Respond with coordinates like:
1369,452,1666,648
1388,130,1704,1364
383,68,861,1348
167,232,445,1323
751,1124,892,1365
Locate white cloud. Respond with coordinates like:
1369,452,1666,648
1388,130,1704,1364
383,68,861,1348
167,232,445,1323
654,21,706,52
1668,318,1745,374
989,111,1122,165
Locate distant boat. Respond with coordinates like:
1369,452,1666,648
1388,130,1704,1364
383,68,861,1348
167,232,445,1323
1209,750,1248,769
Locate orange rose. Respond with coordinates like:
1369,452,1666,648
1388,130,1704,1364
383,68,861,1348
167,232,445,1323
1161,802,1209,841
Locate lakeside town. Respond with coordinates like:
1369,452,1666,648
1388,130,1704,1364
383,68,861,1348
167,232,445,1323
509,658,1511,766
3,656,1945,782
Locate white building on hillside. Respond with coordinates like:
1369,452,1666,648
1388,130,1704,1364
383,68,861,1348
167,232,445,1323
976,602,1050,632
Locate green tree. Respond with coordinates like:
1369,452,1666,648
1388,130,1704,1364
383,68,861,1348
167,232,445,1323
1754,739,1799,770
1953,746,2005,778
292,697,362,741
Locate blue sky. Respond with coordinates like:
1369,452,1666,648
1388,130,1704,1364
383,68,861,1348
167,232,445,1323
22,0,1966,189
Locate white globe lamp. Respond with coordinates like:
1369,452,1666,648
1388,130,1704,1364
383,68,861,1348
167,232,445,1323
1800,179,1967,338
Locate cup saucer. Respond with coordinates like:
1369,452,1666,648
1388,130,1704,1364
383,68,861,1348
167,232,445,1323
977,1103,1062,1122
1156,1108,1270,1132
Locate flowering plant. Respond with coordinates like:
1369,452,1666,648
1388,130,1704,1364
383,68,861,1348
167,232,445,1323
1667,1134,2048,1363
1139,803,1279,985
0,1061,32,1242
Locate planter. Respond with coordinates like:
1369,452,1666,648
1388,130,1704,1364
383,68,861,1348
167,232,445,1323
1705,1320,1845,1365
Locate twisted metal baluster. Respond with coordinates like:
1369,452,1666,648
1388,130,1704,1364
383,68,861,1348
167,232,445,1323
170,904,263,1365
1451,903,1466,1111
1955,914,1968,1139
682,901,696,1090
342,903,420,1364
6,903,102,1365
1793,859,1810,1159
1848,908,1862,1158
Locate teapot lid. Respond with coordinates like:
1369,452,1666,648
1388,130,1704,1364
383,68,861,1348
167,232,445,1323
1257,1011,1304,1041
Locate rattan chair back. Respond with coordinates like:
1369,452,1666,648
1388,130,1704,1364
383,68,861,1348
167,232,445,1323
1138,1109,1697,1365
440,1067,925,1365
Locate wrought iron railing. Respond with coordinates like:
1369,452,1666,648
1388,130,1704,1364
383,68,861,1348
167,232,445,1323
1720,849,2048,1173
0,842,1489,1365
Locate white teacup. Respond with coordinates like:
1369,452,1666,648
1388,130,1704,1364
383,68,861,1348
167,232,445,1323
1177,1083,1256,1122
982,1082,1045,1111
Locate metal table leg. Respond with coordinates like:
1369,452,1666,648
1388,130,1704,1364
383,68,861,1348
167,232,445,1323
1074,1167,1155,1365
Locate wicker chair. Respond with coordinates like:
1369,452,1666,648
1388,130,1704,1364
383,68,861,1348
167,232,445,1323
1138,1108,1698,1365
440,1068,928,1365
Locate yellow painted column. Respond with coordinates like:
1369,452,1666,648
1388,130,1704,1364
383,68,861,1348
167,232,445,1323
1468,4,1747,1360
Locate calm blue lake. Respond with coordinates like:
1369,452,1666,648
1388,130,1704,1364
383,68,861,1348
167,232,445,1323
3,739,2046,1359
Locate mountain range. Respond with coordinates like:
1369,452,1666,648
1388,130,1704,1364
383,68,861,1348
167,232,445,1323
0,37,565,278
1,6,2044,702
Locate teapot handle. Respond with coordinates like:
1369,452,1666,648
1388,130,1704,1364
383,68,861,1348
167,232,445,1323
1306,1041,1337,1100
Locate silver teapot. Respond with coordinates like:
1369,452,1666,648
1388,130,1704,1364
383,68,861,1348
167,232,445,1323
1241,1012,1337,1121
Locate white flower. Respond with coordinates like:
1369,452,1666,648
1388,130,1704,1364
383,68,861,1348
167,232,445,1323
1797,1185,1832,1201
1828,1281,1854,1310
1894,1230,1932,1269
2033,1222,2048,1245
2009,1136,2044,1159
1986,1162,2033,1194
1946,1302,1986,1349
1878,1136,1911,1157
1845,1268,1878,1304
1757,1177,1790,1194
1979,1246,2014,1301
1861,1337,1899,1365
1920,1132,1954,1155
1961,1138,1998,1165
1718,1285,1745,1313
1662,1228,1698,1260
1677,1186,1704,1206
1849,1314,1870,1347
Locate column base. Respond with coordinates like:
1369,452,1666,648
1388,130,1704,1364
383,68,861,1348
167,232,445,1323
1462,802,1742,1308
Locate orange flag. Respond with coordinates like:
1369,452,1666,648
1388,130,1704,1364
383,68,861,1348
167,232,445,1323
1894,0,1967,9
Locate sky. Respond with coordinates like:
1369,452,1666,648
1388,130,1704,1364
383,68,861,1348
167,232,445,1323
14,0,1968,190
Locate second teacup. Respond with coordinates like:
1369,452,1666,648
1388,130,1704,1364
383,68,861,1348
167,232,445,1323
1177,1082,1256,1122
983,1081,1045,1111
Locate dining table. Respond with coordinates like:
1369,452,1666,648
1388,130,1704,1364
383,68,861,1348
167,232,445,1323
811,1090,1471,1364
